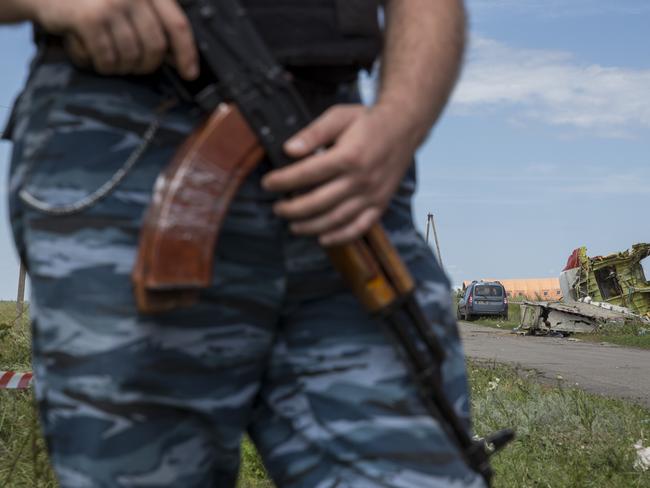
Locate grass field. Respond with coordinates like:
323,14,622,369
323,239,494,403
2,302,649,487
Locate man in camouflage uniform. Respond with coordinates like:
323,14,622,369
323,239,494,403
2,0,482,486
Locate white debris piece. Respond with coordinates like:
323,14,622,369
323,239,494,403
487,378,501,391
579,297,643,317
634,440,650,472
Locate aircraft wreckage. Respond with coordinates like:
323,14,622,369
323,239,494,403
518,243,650,334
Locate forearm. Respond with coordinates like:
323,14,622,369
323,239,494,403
377,0,466,147
0,0,37,23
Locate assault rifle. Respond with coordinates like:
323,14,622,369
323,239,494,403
131,0,514,483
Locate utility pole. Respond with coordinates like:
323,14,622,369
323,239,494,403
425,213,444,267
16,262,26,316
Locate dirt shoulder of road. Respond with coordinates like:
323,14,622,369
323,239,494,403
459,321,650,408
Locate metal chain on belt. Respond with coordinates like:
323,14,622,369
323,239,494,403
19,99,176,216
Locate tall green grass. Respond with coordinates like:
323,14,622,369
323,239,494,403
0,301,31,372
0,302,57,487
470,361,650,488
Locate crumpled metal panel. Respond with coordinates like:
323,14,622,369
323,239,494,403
566,243,650,317
518,300,648,334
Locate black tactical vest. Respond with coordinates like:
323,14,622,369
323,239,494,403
243,0,382,70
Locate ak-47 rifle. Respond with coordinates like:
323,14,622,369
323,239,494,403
131,0,514,483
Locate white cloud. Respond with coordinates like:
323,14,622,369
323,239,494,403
478,173,648,194
554,172,650,196
451,37,650,137
417,161,650,199
468,0,650,17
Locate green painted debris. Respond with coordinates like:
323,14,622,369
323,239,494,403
570,243,650,317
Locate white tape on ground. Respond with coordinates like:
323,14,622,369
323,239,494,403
0,371,33,389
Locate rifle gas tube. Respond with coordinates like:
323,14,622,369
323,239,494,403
132,0,514,483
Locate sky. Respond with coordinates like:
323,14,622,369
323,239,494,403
0,0,649,299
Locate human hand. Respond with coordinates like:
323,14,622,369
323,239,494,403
262,104,420,246
27,0,198,79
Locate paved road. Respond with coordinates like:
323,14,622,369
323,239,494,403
459,322,650,407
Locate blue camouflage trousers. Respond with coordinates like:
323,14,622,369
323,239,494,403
6,61,484,487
